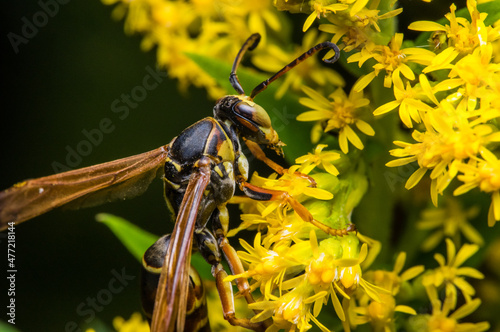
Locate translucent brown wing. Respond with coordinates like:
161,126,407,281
0,145,169,230
151,161,211,332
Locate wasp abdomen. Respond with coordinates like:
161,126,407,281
141,234,210,331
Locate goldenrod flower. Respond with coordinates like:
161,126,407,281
369,252,425,296
319,4,403,52
235,229,385,332
417,198,484,251
254,166,334,218
349,252,423,331
349,34,435,91
409,0,499,56
112,312,150,332
425,298,490,332
297,86,373,153
103,0,285,99
229,232,296,299
224,0,282,45
455,148,500,226
387,108,500,205
295,144,341,176
302,0,348,32
422,239,484,310
373,73,434,128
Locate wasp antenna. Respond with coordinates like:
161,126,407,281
250,41,340,99
230,33,261,95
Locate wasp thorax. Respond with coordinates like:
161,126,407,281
214,95,281,146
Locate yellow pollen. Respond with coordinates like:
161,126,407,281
321,269,336,284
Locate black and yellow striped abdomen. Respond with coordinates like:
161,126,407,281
141,234,210,332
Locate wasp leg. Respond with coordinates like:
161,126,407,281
195,223,268,331
244,139,317,186
213,263,268,331
212,206,272,328
211,206,254,304
239,180,356,236
244,139,285,174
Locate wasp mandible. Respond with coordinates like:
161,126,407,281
0,33,354,331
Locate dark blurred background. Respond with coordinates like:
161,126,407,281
1,1,467,331
2,1,214,331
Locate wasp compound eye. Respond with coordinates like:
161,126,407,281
234,102,272,130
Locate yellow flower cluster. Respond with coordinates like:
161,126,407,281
417,198,483,252
102,0,283,98
347,252,424,332
225,146,388,331
380,0,500,227
283,0,500,229
284,0,403,154
419,239,490,332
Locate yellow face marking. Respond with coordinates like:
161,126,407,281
236,94,255,106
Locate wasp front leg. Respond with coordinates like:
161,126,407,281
237,178,356,236
243,139,317,186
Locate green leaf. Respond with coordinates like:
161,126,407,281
0,321,21,332
96,213,158,262
96,213,213,280
186,52,314,162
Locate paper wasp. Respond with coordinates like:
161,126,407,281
0,33,354,331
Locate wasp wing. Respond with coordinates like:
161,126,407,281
0,145,169,229
151,162,211,332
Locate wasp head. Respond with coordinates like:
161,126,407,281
214,95,283,153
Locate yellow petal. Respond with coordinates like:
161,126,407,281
399,63,415,81
297,110,331,122
408,21,446,31
323,162,340,176
302,86,332,107
304,187,334,200
349,0,368,16
395,305,417,315
303,11,317,32
353,72,377,92
449,298,481,320
344,125,364,150
386,156,417,167
419,74,439,105
374,100,400,116
339,131,349,154
355,120,375,136
405,167,427,189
